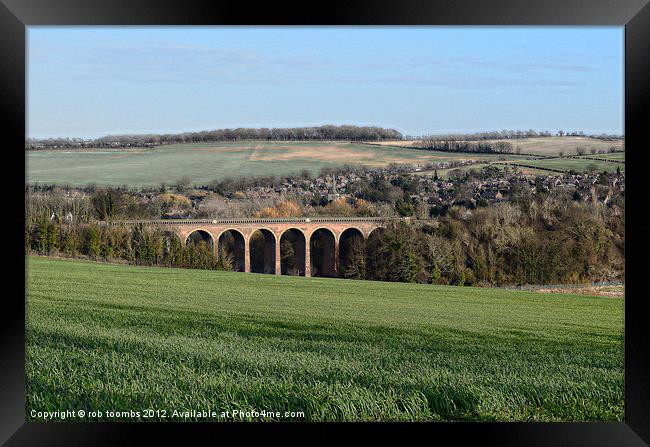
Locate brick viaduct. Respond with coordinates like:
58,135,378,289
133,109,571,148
107,217,401,277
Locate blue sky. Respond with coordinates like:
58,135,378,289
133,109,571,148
27,27,624,138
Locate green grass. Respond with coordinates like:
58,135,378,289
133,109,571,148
26,141,526,187
508,157,625,173
579,152,625,161
26,256,624,422
26,138,624,187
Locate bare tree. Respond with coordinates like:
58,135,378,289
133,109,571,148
176,176,193,192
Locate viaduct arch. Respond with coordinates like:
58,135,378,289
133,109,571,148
109,217,395,277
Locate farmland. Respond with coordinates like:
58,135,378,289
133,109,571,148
587,152,626,161
375,136,624,156
26,141,524,187
503,157,625,173
26,138,624,187
26,256,624,422
489,136,623,156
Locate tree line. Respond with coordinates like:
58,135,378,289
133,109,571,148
418,130,555,141
27,127,624,150
26,125,403,149
25,222,233,271
416,130,623,141
417,139,514,154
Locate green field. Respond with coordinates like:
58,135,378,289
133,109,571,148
26,139,623,187
26,141,526,187
26,256,624,422
584,152,626,161
508,157,625,173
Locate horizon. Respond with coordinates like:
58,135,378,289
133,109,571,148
25,124,623,142
27,26,624,139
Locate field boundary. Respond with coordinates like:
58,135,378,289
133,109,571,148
569,155,625,164
492,162,566,173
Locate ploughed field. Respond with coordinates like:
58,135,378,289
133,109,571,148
26,256,624,421
367,136,623,156
483,136,623,156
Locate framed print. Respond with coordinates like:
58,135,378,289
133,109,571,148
1,0,649,444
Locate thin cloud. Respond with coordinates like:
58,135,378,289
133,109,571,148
31,46,586,91
447,56,599,73
360,56,600,73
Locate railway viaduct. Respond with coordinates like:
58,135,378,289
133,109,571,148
107,217,400,277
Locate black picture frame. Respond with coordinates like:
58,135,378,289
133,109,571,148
2,0,648,444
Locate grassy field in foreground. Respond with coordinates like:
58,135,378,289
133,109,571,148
26,256,624,422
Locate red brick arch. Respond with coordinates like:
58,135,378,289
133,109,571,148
108,218,396,277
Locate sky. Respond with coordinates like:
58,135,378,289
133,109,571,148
27,26,624,139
